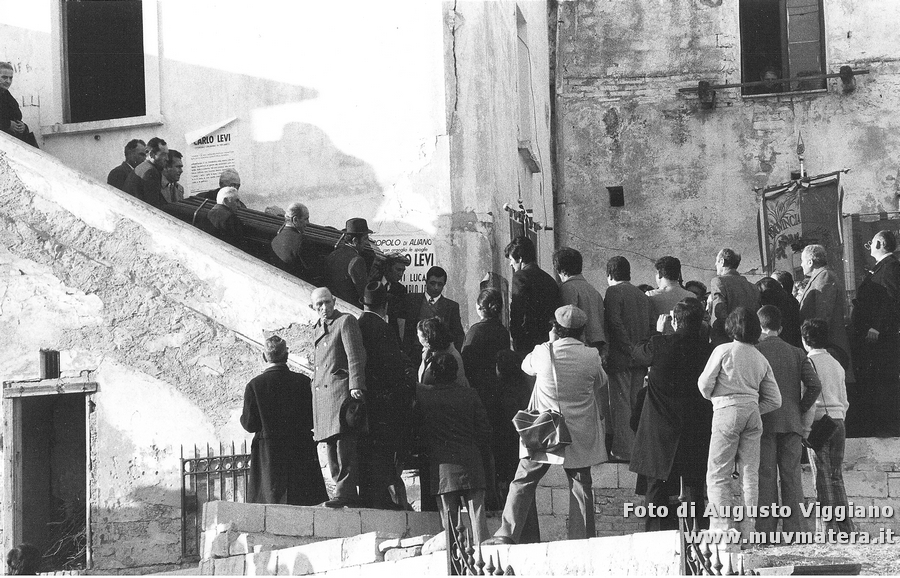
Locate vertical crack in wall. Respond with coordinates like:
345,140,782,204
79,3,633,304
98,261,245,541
448,0,462,135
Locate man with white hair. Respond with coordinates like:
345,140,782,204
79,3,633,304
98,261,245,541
309,287,367,507
271,202,311,278
206,186,246,250
798,244,851,369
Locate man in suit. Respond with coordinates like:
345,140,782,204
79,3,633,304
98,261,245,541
400,265,465,368
604,256,653,461
506,236,560,355
357,282,413,509
325,218,372,309
0,62,38,148
708,248,760,346
107,139,146,192
852,230,900,436
309,287,367,507
207,186,247,250
377,252,411,339
271,202,311,279
798,244,851,370
124,136,168,207
554,247,606,352
160,149,185,203
240,335,329,506
755,306,821,535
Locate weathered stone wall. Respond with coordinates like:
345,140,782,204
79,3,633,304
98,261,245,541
0,136,325,571
556,0,900,287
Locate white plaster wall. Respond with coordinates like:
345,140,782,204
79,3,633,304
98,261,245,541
0,134,329,570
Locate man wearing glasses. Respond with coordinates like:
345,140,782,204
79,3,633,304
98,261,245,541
852,230,900,436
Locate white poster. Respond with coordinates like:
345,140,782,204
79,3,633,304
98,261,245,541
370,234,435,294
185,117,238,194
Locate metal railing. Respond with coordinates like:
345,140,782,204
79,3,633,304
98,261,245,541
444,503,514,576
180,442,251,561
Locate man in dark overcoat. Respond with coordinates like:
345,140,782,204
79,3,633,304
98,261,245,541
852,230,900,436
505,236,560,355
240,335,328,505
325,218,372,309
357,282,414,509
310,287,367,507
271,202,311,279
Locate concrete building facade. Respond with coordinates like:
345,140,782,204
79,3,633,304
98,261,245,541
554,0,900,287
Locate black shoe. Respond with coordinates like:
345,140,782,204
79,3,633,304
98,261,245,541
482,536,516,546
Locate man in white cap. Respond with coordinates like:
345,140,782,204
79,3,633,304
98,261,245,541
484,305,608,545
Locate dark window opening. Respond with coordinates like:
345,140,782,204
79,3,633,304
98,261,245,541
739,0,826,96
64,0,145,123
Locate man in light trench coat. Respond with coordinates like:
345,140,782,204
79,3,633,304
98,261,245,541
484,305,608,544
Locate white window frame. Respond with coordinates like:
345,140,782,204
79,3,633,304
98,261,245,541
42,0,163,136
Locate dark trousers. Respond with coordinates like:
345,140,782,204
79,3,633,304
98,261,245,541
644,475,706,532
494,458,594,542
323,435,359,500
757,431,808,533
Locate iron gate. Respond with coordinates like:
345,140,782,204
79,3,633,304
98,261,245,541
180,442,251,560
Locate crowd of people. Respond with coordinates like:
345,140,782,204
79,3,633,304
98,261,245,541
83,135,900,545
238,224,899,547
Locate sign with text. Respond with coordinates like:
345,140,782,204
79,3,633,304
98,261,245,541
370,234,435,294
185,117,238,194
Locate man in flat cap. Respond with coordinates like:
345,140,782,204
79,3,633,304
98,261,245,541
310,287,367,507
325,218,372,309
484,305,608,545
240,335,328,505
357,282,415,509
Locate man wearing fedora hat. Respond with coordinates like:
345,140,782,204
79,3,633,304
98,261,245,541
357,282,415,509
325,218,373,309
484,305,607,545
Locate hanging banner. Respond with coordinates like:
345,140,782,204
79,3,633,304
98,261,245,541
185,117,238,195
757,171,844,283
370,234,435,294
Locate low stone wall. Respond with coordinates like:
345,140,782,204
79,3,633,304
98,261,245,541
200,501,444,560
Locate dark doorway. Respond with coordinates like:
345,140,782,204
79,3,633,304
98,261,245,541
20,394,87,572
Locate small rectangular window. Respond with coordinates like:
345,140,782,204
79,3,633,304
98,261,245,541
739,0,826,96
63,0,146,123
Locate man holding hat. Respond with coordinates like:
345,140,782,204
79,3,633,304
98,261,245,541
357,281,415,509
240,335,329,506
325,217,372,309
310,287,367,507
484,305,608,545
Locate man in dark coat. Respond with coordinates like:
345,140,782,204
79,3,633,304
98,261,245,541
505,236,560,354
325,218,372,309
375,252,410,339
400,265,465,368
630,298,712,531
708,248,760,347
852,230,900,436
271,202,311,278
310,287,367,507
124,136,168,207
207,186,248,251
0,62,39,148
107,139,146,192
604,255,653,461
357,282,414,509
240,335,328,505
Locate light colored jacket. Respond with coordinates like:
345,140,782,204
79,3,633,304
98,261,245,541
520,338,608,467
698,341,782,414
560,275,606,346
